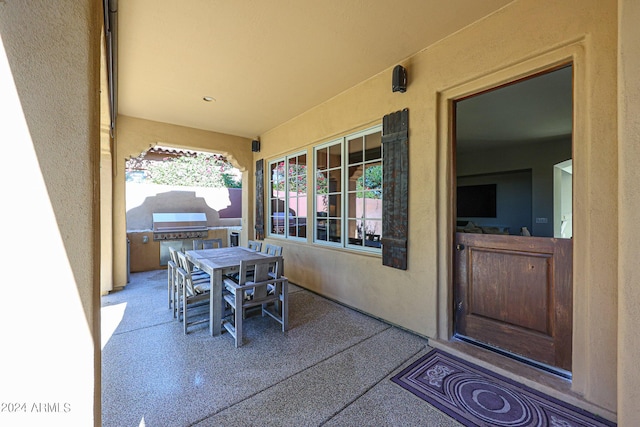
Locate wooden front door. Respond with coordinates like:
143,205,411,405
454,233,573,371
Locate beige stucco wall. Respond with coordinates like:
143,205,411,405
0,1,100,425
125,184,242,230
112,116,254,290
258,0,619,417
618,0,640,424
101,30,114,296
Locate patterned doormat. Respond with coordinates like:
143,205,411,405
391,349,616,427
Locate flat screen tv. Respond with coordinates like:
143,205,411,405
457,183,497,218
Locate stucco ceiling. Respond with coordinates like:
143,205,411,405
115,0,515,139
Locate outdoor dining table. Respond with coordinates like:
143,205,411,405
185,246,272,336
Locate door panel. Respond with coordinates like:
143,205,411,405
454,232,572,371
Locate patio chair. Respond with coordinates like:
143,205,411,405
263,243,284,279
247,240,262,251
168,247,189,313
226,240,268,283
263,243,283,256
222,255,288,347
193,238,223,250
169,247,208,318
168,248,177,310
175,251,211,333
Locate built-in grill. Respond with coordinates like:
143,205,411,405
152,212,209,241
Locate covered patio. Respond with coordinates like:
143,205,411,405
102,268,597,426
3,0,640,425
101,269,454,426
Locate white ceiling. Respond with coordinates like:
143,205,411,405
115,0,515,139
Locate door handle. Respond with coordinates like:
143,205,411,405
456,244,465,251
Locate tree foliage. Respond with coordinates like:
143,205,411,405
358,164,382,199
128,153,242,188
272,161,382,198
273,162,308,193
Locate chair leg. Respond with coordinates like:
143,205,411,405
173,279,178,318
167,265,173,309
174,289,179,319
174,276,181,319
282,279,288,332
183,286,188,334
234,289,243,347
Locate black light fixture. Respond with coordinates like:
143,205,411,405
251,139,260,152
392,65,407,93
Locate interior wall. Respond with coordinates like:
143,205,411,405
457,137,572,236
112,115,253,290
457,170,532,235
258,0,618,415
0,1,101,425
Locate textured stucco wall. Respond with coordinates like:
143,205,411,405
258,0,618,416
617,0,640,424
0,1,100,425
100,31,114,296
125,184,242,230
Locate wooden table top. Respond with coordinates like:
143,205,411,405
185,246,272,270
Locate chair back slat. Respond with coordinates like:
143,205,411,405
237,255,282,307
176,251,199,296
193,238,223,250
252,262,272,283
169,246,179,264
264,243,283,256
238,256,282,284
247,240,262,251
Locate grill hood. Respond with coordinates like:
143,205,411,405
152,212,208,240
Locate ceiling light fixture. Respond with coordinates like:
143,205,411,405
202,96,215,102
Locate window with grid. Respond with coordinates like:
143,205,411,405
314,125,382,251
346,129,382,249
268,153,307,239
314,141,342,244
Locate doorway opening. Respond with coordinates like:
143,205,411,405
452,64,574,377
124,146,243,274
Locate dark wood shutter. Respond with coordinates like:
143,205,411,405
255,159,265,240
381,109,409,270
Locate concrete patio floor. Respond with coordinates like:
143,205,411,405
101,269,462,426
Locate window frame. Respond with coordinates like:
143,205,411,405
313,138,344,247
345,127,383,252
313,125,383,253
267,151,308,240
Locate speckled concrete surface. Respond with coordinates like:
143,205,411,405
102,270,462,427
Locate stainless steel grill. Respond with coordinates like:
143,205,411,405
152,212,209,241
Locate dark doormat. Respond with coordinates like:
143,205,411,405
391,349,616,427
